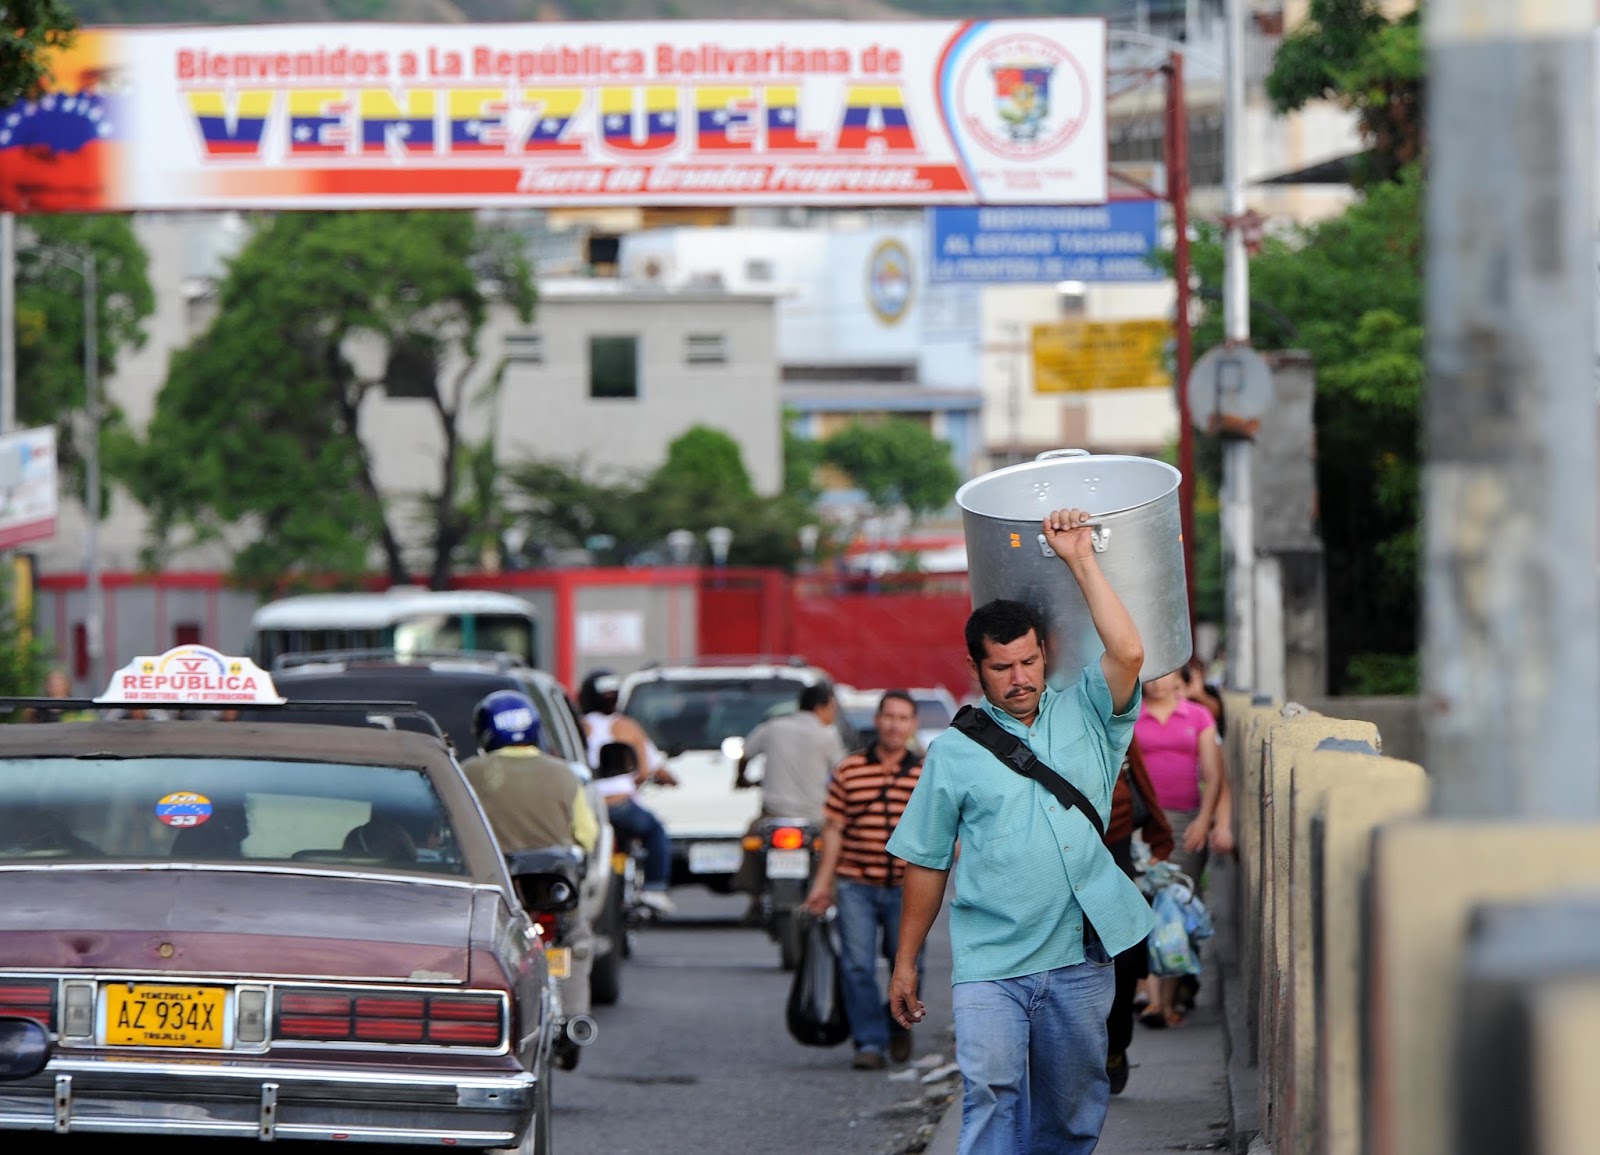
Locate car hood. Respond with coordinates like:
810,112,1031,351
0,868,487,982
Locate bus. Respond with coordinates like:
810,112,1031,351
250,588,540,668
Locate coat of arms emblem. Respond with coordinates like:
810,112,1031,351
991,63,1055,143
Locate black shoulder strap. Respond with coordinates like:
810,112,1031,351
951,705,1106,841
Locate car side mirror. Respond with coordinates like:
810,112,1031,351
595,741,637,780
0,1018,50,1080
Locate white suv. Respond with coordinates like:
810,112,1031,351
615,661,856,892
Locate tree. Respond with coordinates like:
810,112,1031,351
819,418,960,518
1189,168,1424,691
118,211,534,590
1,0,75,108
17,215,155,506
507,427,817,570
1266,0,1424,185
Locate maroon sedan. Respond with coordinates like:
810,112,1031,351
0,715,566,1151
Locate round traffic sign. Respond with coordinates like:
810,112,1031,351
1187,345,1274,433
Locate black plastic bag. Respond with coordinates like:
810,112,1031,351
785,909,851,1047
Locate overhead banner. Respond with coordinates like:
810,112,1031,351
0,19,1108,212
927,201,1164,284
1032,319,1171,394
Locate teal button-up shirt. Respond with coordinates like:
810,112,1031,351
886,658,1155,985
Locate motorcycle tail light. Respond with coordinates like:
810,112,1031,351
771,827,806,850
0,981,56,1030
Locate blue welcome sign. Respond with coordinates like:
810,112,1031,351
927,201,1164,284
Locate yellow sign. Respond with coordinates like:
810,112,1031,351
1031,319,1172,394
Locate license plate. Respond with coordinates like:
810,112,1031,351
766,848,811,879
104,984,226,1049
688,841,744,875
546,948,572,979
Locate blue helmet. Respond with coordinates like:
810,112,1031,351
473,690,543,753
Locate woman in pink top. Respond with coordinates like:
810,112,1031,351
1133,669,1230,1025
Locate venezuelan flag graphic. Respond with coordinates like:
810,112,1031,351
600,87,678,153
0,31,128,211
359,90,435,156
764,86,817,152
287,90,349,156
523,88,582,153
449,90,510,153
694,86,754,151
835,85,916,152
188,91,273,157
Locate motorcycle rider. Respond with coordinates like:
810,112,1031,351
733,682,847,923
459,690,600,1022
578,670,678,917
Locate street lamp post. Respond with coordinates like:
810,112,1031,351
43,248,101,688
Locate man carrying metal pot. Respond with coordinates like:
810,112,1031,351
886,507,1154,1155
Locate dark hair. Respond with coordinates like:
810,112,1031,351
798,682,835,713
965,599,1045,665
877,689,916,715
578,669,620,715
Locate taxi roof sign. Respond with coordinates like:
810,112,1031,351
96,645,286,706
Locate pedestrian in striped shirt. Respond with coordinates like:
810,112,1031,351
803,689,925,1070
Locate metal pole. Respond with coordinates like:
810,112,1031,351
83,251,102,691
1423,0,1598,817
1,213,14,434
1165,51,1197,630
1220,0,1255,691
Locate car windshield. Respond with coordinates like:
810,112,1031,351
624,677,807,752
0,757,465,875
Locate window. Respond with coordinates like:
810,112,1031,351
685,333,727,365
384,335,439,399
0,757,465,875
505,333,544,364
589,335,639,399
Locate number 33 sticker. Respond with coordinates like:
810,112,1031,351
156,792,213,828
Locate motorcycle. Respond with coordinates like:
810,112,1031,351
596,741,661,956
745,815,822,971
507,846,599,1071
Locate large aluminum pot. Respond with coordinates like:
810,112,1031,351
955,449,1191,683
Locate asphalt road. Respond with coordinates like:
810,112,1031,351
554,886,957,1155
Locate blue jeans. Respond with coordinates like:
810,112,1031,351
607,799,671,890
835,879,923,1055
951,945,1117,1155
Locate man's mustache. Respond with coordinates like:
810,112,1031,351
1005,685,1037,698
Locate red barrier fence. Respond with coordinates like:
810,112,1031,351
697,570,974,698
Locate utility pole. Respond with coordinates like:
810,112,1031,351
1423,0,1598,817
1,213,14,433
1219,0,1255,692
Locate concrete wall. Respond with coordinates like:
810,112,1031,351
1224,689,1600,1155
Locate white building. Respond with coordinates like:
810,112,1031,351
39,214,782,577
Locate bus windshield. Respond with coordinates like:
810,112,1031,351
251,596,538,668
